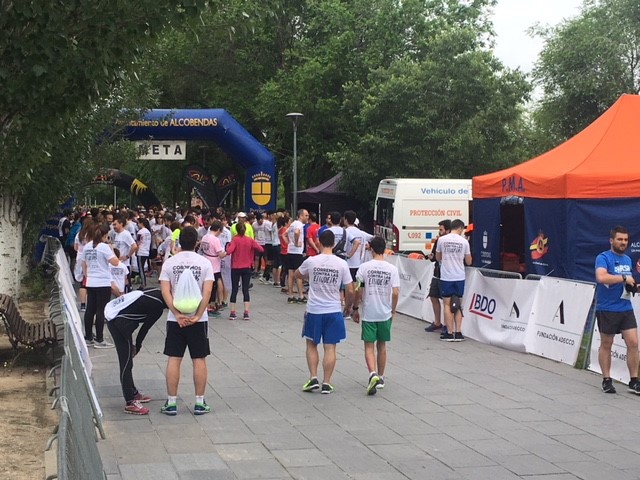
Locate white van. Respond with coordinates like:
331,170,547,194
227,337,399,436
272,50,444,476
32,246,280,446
374,178,472,254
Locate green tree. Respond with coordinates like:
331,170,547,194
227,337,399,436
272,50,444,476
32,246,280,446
532,0,640,151
0,0,205,295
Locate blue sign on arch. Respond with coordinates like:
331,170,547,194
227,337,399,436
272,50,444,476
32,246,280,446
124,109,276,211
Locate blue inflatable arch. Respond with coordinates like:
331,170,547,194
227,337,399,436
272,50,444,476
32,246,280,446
124,109,276,210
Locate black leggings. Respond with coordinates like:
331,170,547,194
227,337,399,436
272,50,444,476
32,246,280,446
84,286,112,342
230,268,252,303
136,255,149,289
107,318,139,403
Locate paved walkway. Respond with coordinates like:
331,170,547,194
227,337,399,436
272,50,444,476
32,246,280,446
94,279,640,480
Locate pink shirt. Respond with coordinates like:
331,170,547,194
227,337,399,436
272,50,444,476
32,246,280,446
226,235,264,269
200,233,224,273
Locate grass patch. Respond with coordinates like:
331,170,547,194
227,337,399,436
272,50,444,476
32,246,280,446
20,266,48,301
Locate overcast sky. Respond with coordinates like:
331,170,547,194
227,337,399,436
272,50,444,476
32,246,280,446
491,0,583,73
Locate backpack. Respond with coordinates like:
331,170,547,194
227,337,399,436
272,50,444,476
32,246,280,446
173,268,202,314
332,228,348,259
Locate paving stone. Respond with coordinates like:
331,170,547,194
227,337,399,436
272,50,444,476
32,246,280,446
90,280,640,480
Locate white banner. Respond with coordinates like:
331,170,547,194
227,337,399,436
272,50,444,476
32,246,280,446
462,270,534,352
524,278,594,366
390,256,434,320
136,140,186,160
587,295,640,383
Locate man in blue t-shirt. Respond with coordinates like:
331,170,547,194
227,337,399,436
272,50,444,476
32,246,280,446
595,225,640,395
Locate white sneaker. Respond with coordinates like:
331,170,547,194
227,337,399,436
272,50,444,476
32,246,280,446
94,340,114,349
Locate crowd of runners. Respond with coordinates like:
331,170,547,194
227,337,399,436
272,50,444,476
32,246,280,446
57,204,409,415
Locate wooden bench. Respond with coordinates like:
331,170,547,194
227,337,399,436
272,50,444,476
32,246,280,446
0,294,58,353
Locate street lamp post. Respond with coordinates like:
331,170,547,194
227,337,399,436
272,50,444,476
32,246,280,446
286,112,304,215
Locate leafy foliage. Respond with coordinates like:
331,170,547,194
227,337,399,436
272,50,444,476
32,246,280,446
531,0,640,151
0,0,206,243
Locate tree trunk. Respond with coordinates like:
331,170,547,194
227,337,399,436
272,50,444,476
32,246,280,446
0,194,22,297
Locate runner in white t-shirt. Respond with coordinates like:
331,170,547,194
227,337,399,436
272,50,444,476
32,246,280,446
435,219,472,342
287,209,309,303
159,226,214,416
354,236,400,395
295,229,355,394
82,223,120,348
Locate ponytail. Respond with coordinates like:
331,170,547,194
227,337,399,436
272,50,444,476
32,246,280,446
92,223,110,246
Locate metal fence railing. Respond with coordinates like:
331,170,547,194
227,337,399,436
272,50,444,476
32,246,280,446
42,236,106,480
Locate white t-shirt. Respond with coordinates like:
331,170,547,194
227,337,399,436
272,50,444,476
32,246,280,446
125,220,137,238
114,230,135,267
84,242,116,288
136,227,152,257
356,259,400,321
287,220,305,255
110,261,128,294
271,222,280,247
219,227,232,249
360,231,374,264
159,251,214,322
435,233,470,281
253,221,269,245
328,225,355,250
197,226,208,241
298,254,352,314
345,226,364,268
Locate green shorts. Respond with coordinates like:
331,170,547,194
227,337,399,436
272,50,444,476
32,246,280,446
361,319,392,343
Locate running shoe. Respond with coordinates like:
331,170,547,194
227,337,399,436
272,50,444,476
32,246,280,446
321,383,334,394
160,402,177,415
425,323,443,332
602,377,616,394
288,297,297,304
133,392,152,403
243,311,250,321
194,401,211,415
207,308,221,318
94,340,115,349
440,333,455,342
453,332,465,342
628,379,640,395
229,311,237,321
302,378,320,392
297,297,308,304
85,339,94,347
124,400,149,415
376,377,385,390
367,374,380,396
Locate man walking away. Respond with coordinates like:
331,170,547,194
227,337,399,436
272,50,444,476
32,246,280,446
353,236,399,395
296,230,354,394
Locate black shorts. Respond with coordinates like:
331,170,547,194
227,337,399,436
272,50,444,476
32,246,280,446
428,278,442,298
596,310,637,335
163,321,210,359
272,248,282,269
350,268,358,283
288,254,304,270
265,244,275,261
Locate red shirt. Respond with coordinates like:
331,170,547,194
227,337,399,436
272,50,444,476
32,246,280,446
279,226,289,255
226,235,264,269
306,223,320,256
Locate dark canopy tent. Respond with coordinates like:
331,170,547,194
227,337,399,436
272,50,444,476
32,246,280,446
472,94,640,282
298,173,369,227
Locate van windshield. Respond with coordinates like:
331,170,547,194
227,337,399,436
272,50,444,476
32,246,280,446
375,198,394,227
